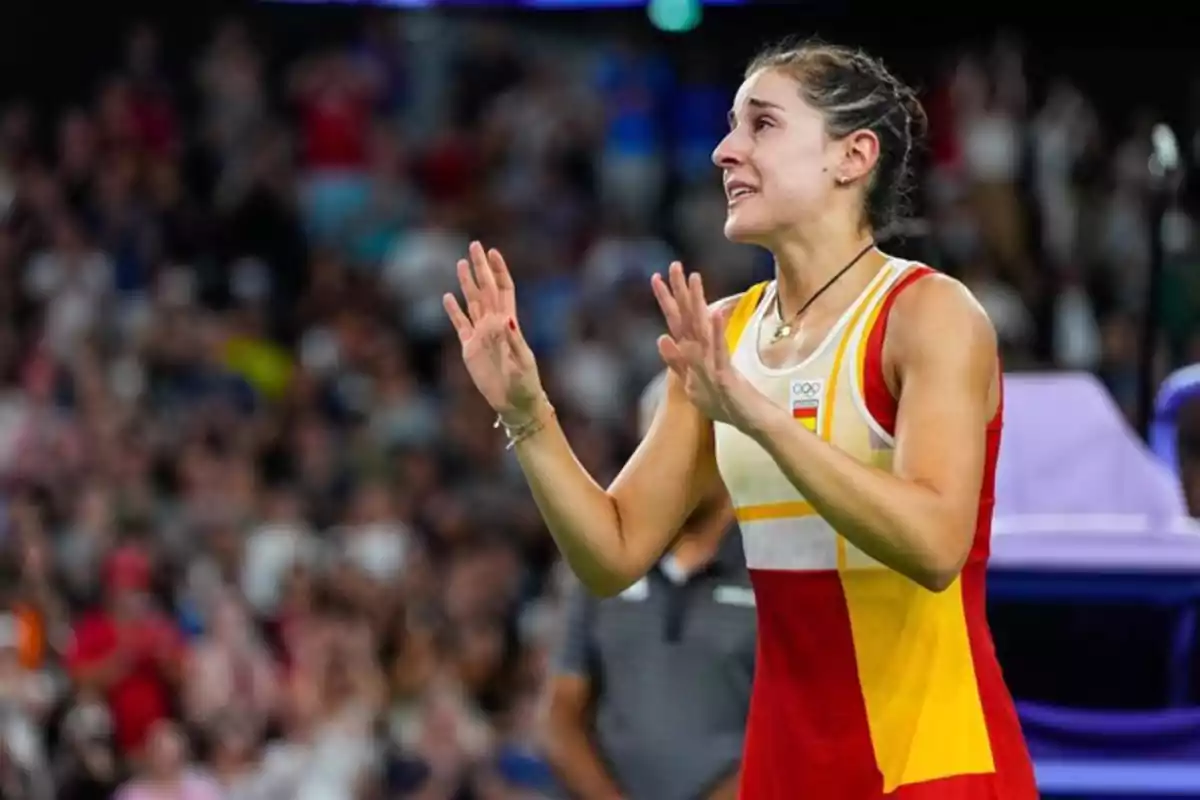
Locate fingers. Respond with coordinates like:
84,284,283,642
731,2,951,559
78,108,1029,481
656,335,688,378
658,333,707,374
667,262,697,337
502,317,536,370
442,293,473,342
710,310,730,368
655,263,717,354
469,241,500,312
688,272,711,346
456,259,484,323
487,248,516,315
456,243,518,326
651,272,685,340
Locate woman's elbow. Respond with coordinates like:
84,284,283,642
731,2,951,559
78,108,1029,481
912,529,973,593
563,545,643,598
580,567,641,599
914,565,959,594
570,526,651,597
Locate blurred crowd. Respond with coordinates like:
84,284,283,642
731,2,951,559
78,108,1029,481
0,11,1195,800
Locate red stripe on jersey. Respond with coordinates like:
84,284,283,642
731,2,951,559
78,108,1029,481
860,265,936,437
740,569,881,800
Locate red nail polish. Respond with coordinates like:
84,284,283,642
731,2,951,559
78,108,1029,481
508,319,516,330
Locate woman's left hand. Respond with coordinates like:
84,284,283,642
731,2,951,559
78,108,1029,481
651,262,759,428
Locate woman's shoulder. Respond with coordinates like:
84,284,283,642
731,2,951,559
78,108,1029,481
712,279,771,319
883,266,999,395
888,268,997,353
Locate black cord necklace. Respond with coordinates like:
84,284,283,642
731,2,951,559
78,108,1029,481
771,241,877,343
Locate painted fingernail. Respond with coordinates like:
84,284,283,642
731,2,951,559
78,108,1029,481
508,318,516,331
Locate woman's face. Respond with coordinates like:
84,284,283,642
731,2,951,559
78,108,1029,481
712,68,841,247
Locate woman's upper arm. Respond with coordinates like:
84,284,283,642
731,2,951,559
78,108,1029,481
886,275,1000,562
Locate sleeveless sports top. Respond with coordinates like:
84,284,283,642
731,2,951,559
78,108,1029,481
714,258,1036,799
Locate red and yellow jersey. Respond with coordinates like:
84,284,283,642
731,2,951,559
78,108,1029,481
714,259,1036,799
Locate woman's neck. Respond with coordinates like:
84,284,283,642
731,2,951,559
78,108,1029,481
771,224,879,318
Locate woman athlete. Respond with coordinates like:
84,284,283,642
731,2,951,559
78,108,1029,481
443,40,1037,800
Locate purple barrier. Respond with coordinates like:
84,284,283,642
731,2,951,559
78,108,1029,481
989,373,1199,572
990,527,1200,572
1034,759,1200,796
1019,702,1200,761
995,373,1187,524
1152,363,1200,478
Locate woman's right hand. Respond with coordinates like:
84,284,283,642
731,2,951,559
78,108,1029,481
442,242,545,426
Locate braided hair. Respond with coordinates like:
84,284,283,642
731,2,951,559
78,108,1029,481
747,38,928,232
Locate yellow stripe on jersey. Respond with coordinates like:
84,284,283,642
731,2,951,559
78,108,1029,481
819,267,895,440
733,500,817,522
842,572,995,791
724,282,768,354
828,265,995,791
820,268,894,570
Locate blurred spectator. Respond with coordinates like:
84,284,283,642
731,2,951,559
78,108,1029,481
0,608,55,799
24,215,114,359
291,50,381,247
114,719,219,800
55,699,120,799
592,39,672,221
241,487,320,617
282,612,384,799
182,592,278,734
65,547,182,756
197,18,268,180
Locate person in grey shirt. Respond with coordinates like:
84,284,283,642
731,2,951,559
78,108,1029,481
542,373,756,800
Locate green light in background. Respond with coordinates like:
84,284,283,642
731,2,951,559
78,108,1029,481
647,0,701,33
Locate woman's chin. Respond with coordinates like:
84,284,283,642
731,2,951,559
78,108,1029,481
723,213,771,245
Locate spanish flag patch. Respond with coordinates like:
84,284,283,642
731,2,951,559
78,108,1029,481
790,379,822,433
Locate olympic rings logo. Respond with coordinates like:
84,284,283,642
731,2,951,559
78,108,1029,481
791,381,822,398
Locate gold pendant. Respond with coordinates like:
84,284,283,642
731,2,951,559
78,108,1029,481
773,324,791,342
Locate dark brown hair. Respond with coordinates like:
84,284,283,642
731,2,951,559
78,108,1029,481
747,38,928,231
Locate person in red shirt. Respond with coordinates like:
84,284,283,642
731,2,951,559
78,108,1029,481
291,52,377,173
66,546,183,755
288,51,381,245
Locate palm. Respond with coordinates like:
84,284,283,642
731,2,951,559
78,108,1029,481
459,318,538,413
443,242,543,420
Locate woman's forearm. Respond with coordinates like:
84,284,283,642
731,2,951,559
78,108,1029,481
512,384,715,597
512,400,635,596
744,400,956,589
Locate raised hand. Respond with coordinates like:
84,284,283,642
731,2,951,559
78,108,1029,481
442,241,544,425
651,262,752,427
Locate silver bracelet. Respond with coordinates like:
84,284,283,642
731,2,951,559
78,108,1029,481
494,403,555,450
